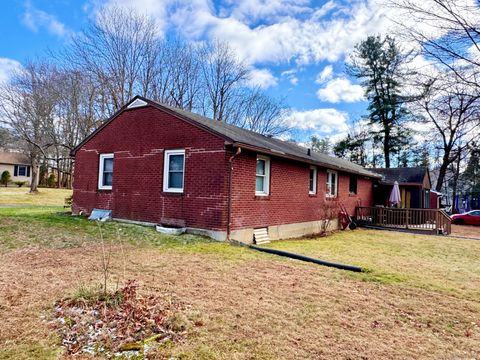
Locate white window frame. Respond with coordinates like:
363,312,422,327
98,153,114,190
309,166,317,194
163,149,185,193
17,165,28,177
326,170,338,198
255,155,270,196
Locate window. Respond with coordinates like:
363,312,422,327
14,165,29,177
309,166,317,194
349,175,357,194
471,211,480,216
255,155,270,196
326,170,337,197
98,153,114,190
163,149,185,193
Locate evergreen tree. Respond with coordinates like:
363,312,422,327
333,131,369,166
461,148,480,193
310,136,331,154
348,35,412,168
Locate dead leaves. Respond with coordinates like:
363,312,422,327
51,280,198,357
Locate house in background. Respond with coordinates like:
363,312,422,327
371,167,439,209
71,96,380,243
0,151,35,186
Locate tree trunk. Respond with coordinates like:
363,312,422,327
450,154,461,213
384,126,391,168
435,149,453,192
30,157,39,193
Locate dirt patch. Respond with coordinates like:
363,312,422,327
451,224,480,239
1,245,479,359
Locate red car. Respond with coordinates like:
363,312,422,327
451,210,480,225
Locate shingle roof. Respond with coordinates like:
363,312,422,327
72,96,381,178
0,151,30,165
153,100,380,178
370,167,428,185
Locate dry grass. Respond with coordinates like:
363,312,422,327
0,207,479,359
264,229,480,300
0,187,72,206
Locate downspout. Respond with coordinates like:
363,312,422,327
227,147,242,241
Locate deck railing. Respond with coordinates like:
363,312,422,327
355,207,451,235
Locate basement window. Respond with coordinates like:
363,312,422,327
309,166,317,194
326,170,337,198
163,149,185,193
349,175,357,194
255,155,270,196
98,153,114,190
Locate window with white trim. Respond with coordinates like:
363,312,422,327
326,170,337,197
309,166,317,194
255,155,270,196
163,149,185,193
98,153,114,190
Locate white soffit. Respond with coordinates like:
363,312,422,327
127,98,148,109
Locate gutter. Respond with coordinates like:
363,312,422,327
227,147,242,241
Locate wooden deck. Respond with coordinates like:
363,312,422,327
355,207,451,235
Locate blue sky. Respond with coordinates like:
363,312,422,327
0,0,392,142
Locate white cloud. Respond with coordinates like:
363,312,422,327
0,58,22,84
97,0,389,66
22,1,71,38
285,108,349,134
224,0,311,24
281,68,298,86
316,65,333,83
317,77,364,103
247,68,278,89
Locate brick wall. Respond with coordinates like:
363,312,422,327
72,106,230,230
73,104,374,234
230,150,373,230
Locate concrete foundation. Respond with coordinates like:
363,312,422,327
230,218,340,244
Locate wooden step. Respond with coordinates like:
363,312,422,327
253,228,270,244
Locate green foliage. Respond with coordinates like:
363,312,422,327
14,181,25,187
1,170,11,187
47,174,56,188
310,136,331,154
333,131,369,166
461,147,480,193
348,35,412,168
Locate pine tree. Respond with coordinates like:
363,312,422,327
348,35,412,168
462,148,480,193
310,136,331,154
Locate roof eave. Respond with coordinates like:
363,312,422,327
231,142,381,178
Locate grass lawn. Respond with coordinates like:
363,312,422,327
0,191,479,359
263,230,480,300
0,187,72,206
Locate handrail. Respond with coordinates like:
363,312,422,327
355,206,451,235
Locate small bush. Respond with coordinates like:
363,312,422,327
47,174,56,188
1,170,11,187
14,181,25,187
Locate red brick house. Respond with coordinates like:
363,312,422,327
71,96,380,243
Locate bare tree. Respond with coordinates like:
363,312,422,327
0,62,60,192
200,40,249,122
231,88,289,136
66,7,159,113
414,75,480,192
390,0,480,89
52,70,100,187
